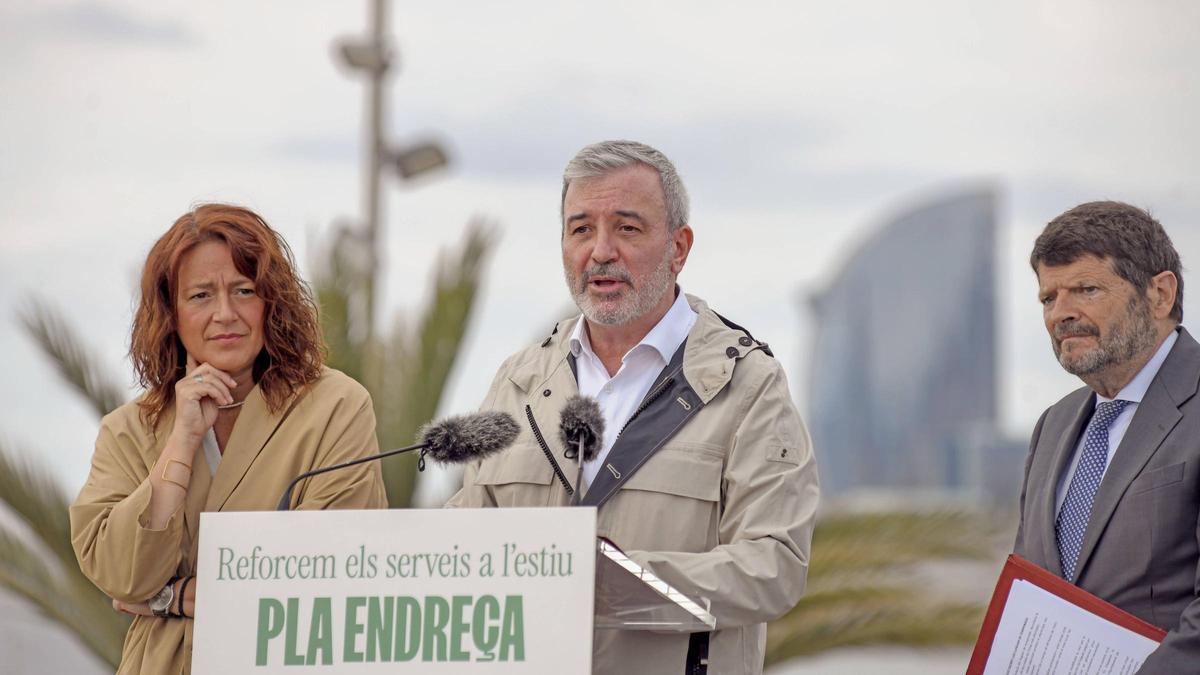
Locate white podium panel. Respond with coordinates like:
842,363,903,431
193,508,596,674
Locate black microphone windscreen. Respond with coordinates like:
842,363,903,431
419,411,520,464
558,395,605,462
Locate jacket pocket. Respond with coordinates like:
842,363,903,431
1130,462,1185,495
474,443,554,486
473,443,559,507
601,445,723,552
621,445,723,501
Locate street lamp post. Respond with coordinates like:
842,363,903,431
336,0,449,349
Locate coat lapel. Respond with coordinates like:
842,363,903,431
580,346,703,508
205,384,293,512
528,301,745,508
520,355,582,494
1075,328,1199,579
1038,392,1093,577
509,327,582,497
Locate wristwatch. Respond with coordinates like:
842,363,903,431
149,578,179,618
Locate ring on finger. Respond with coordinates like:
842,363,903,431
193,374,204,384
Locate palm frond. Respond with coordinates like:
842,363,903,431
0,506,128,667
809,509,996,576
766,596,983,663
0,439,76,567
18,299,125,417
0,441,130,666
312,218,497,508
314,225,366,384
376,220,497,507
764,508,996,666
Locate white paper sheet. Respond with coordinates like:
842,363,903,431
982,580,1160,675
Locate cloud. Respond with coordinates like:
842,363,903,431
1011,173,1200,231
277,91,935,215
27,2,199,48
269,135,358,165
443,100,838,182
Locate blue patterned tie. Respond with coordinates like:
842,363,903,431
1055,399,1131,581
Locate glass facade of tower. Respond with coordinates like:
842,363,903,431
808,189,1008,497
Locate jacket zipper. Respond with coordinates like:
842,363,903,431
524,404,574,496
616,375,676,439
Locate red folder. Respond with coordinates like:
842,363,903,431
966,554,1167,674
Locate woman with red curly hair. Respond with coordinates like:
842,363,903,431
70,204,386,674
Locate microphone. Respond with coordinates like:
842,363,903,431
558,395,604,504
275,410,519,510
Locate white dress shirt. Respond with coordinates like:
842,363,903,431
568,289,698,488
1054,329,1178,515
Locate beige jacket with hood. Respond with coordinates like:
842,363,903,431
448,295,819,674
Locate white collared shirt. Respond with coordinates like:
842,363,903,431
569,289,698,488
1054,329,1179,515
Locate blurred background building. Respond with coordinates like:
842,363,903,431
808,188,1025,504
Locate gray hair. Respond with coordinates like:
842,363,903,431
561,140,690,231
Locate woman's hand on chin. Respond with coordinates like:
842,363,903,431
172,354,238,444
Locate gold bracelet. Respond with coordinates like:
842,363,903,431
160,459,192,489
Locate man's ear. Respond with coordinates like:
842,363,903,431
1147,270,1178,321
671,225,694,275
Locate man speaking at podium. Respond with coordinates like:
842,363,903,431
448,140,819,674
1014,202,1200,672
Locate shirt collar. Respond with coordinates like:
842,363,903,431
569,287,698,365
1100,328,1179,404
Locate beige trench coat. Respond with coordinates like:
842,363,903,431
448,295,819,674
70,367,387,674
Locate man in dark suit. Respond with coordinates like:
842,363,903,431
1014,201,1200,672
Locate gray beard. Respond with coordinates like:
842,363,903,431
565,245,675,327
1055,295,1158,377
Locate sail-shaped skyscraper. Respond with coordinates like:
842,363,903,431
808,188,1021,500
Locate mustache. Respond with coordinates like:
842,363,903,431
581,263,633,287
1054,321,1100,341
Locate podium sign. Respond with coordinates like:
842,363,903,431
193,508,596,673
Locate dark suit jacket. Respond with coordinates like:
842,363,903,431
1014,327,1200,673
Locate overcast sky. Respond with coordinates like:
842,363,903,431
1,0,1197,503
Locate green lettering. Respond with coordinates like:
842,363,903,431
306,597,334,665
365,596,394,662
284,598,304,665
343,597,366,662
472,595,500,662
422,596,449,661
499,595,524,661
255,598,284,666
218,547,234,580
393,597,420,661
313,554,336,579
449,595,472,662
